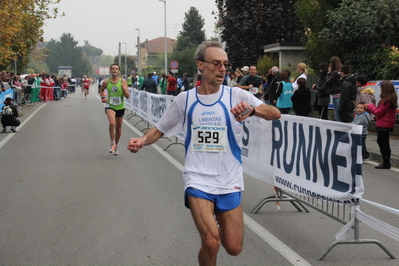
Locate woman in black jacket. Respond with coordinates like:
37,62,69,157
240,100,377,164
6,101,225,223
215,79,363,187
2,97,20,133
312,62,330,120
291,78,311,116
327,56,343,121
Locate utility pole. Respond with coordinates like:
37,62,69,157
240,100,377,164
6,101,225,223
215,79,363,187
118,42,121,67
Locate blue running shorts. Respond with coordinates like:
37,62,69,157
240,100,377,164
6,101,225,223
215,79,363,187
184,187,242,212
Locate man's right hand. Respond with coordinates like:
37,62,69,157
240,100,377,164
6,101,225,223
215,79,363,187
127,137,145,153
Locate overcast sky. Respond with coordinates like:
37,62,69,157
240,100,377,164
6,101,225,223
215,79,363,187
42,0,218,56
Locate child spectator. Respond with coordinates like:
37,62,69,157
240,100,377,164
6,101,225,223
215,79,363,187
274,70,293,114
61,78,68,98
352,103,370,160
291,77,311,116
365,80,398,169
356,75,376,120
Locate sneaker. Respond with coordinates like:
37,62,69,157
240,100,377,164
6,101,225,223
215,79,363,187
112,147,118,156
109,143,117,153
10,126,16,133
2,128,6,133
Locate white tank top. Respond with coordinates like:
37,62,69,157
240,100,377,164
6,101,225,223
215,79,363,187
156,85,263,194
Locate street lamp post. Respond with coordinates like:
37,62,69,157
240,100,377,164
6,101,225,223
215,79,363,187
135,28,141,74
118,42,121,67
124,42,127,77
159,0,167,74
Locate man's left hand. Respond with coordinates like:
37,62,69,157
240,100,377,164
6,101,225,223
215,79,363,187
230,101,253,122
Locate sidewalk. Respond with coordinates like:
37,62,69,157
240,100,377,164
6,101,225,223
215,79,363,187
366,131,399,168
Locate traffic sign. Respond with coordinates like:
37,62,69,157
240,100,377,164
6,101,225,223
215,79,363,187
171,69,179,74
170,60,179,69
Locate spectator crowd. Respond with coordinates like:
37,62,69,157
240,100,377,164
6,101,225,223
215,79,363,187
2,57,398,168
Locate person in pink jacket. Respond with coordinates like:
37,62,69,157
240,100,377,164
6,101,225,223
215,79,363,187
365,80,398,169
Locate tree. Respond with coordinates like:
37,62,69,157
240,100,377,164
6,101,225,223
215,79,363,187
216,0,304,68
177,6,206,50
170,44,197,76
99,55,114,68
318,0,399,79
81,41,103,57
294,0,342,70
45,33,92,77
81,41,104,76
0,0,62,71
171,7,206,76
23,42,50,73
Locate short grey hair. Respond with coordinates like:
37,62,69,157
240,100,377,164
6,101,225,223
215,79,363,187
271,66,279,73
194,41,223,62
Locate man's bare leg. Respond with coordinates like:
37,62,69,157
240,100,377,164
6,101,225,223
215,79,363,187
188,196,221,266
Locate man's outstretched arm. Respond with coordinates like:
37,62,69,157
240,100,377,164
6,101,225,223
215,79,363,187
127,127,164,153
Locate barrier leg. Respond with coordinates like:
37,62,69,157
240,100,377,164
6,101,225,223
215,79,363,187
141,122,152,132
126,110,139,120
317,239,396,260
251,188,309,214
318,201,396,260
163,137,184,151
134,117,146,127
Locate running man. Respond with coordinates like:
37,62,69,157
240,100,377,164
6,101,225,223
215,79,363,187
82,75,91,99
100,64,130,155
127,41,281,265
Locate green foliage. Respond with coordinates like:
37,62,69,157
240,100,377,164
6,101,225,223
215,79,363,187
318,0,399,79
142,66,163,75
378,45,399,80
156,52,173,74
171,6,205,75
0,0,62,70
216,0,305,68
45,33,92,77
178,7,205,48
170,47,197,76
257,55,279,74
175,36,197,52
99,55,114,68
81,41,103,57
294,0,342,70
25,60,49,74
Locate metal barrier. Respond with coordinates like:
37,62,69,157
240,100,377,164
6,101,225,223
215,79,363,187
251,187,396,260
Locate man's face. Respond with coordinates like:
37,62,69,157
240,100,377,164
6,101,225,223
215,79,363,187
197,47,228,87
109,65,119,76
249,66,257,76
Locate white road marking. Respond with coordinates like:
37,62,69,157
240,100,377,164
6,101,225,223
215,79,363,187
0,103,47,149
365,160,399,173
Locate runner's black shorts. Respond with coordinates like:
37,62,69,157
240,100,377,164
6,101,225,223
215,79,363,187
105,108,125,118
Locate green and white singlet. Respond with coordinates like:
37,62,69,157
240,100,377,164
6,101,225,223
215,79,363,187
106,78,125,110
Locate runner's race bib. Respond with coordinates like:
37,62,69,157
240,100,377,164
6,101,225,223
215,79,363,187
249,87,258,94
191,125,227,152
110,97,121,106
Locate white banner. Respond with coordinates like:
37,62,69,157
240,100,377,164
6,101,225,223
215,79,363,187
241,115,364,203
126,89,364,202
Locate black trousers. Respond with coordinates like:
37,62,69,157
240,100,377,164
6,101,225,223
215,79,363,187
1,116,21,128
377,130,391,157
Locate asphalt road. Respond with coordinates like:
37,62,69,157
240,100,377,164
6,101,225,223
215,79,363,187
1,87,398,266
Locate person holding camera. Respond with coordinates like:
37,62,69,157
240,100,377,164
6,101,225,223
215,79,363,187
2,97,20,133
